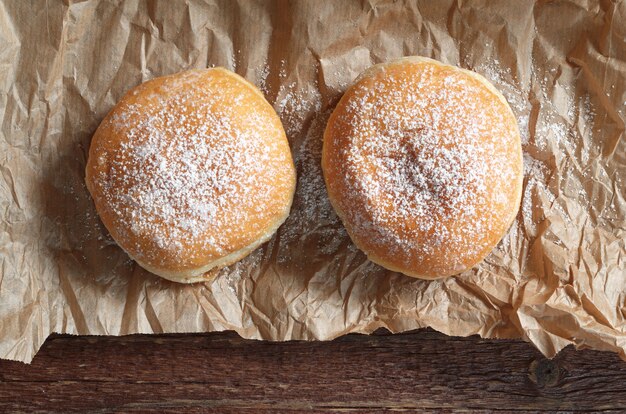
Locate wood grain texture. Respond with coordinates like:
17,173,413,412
1,329,626,413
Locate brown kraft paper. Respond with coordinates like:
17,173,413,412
0,0,624,363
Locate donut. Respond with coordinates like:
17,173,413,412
322,57,523,279
86,68,296,283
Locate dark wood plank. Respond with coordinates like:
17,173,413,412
1,329,625,413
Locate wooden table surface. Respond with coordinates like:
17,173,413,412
1,329,625,413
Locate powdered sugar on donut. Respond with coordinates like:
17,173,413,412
90,70,293,270
324,61,522,276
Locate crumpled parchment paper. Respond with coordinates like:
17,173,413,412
0,0,624,363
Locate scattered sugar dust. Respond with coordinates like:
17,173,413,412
521,154,551,236
274,80,322,137
255,59,270,95
252,59,323,137
276,108,347,262
216,248,264,296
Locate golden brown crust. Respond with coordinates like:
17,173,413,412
322,57,523,279
86,68,296,283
